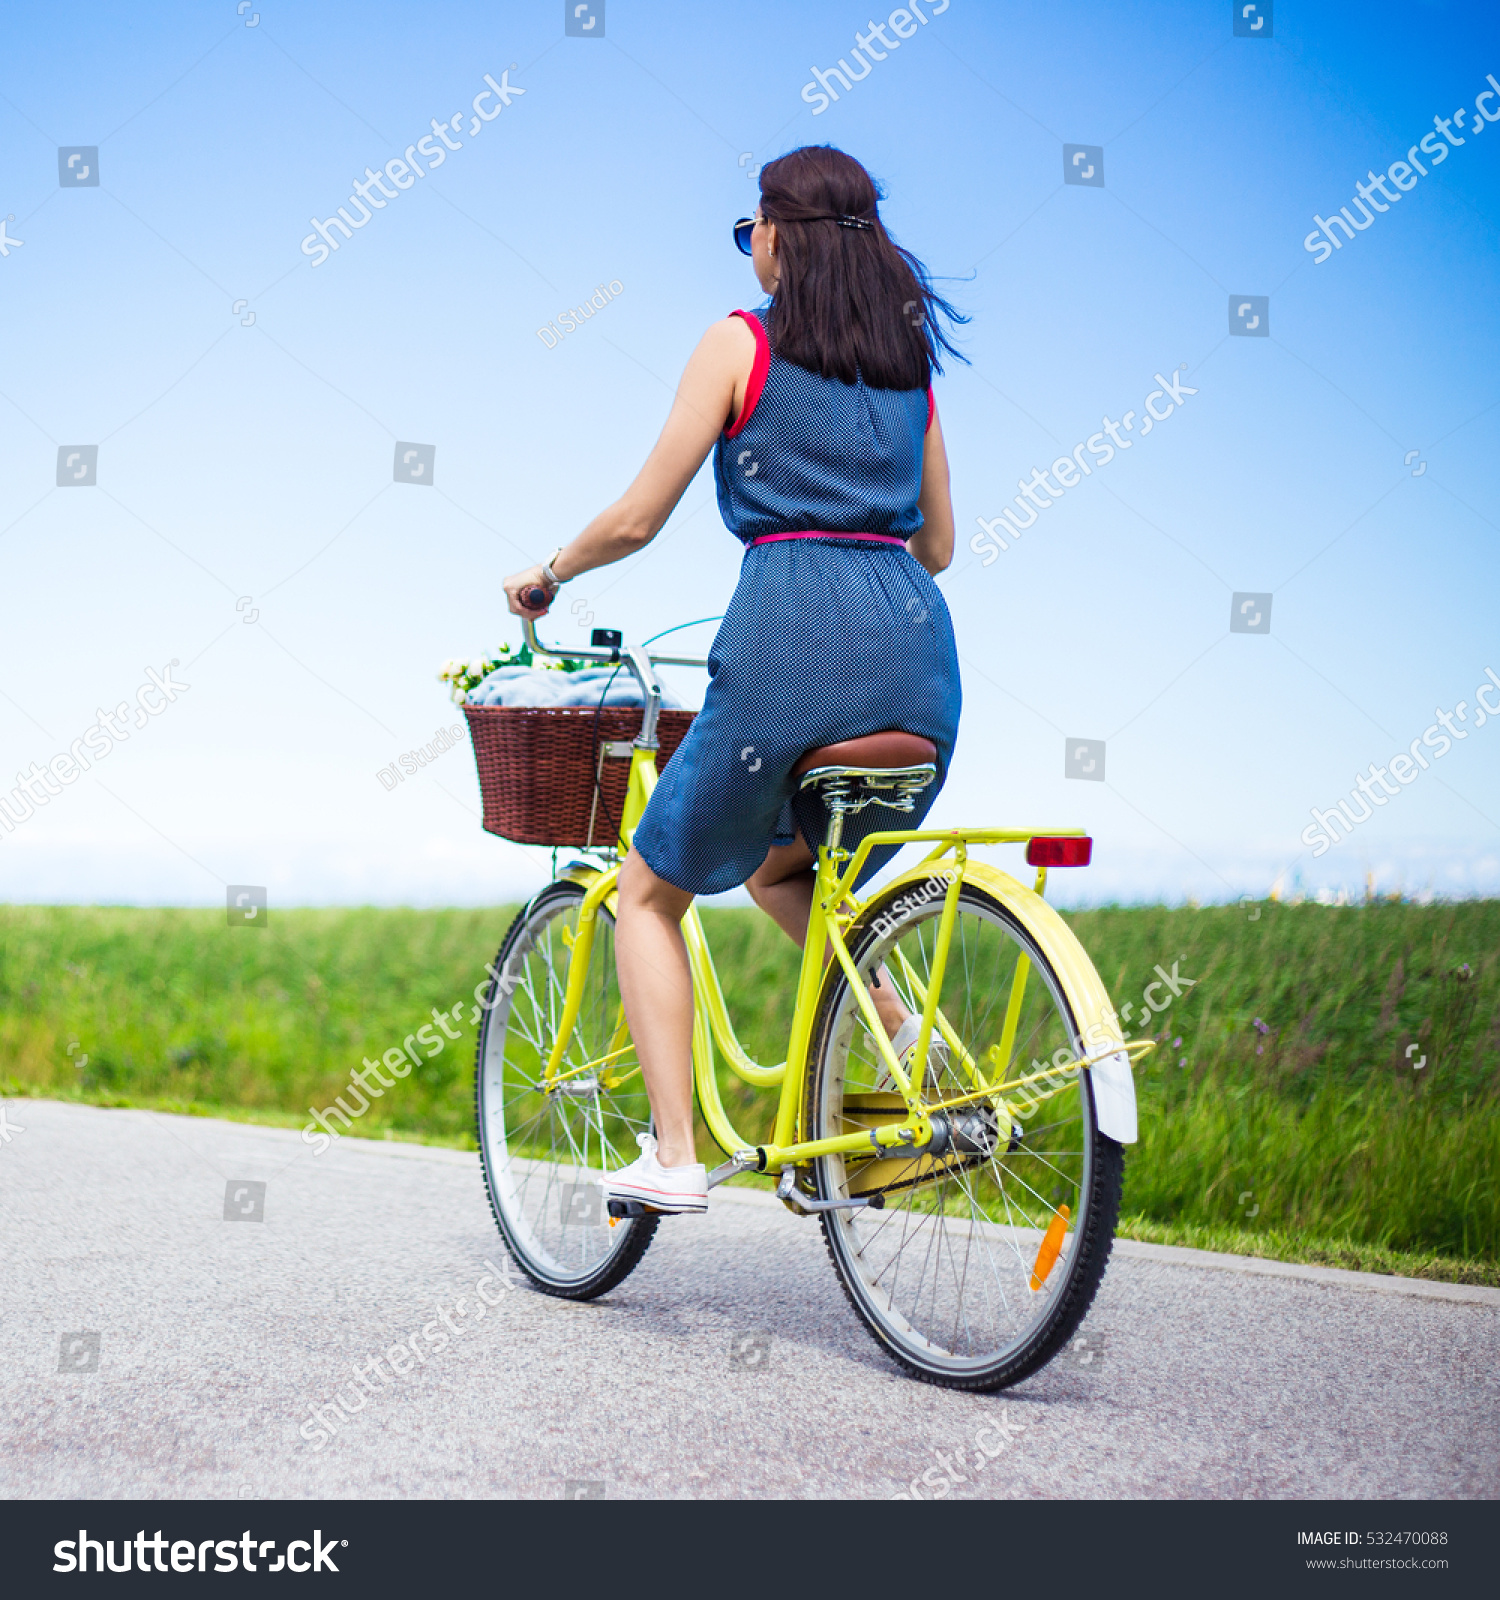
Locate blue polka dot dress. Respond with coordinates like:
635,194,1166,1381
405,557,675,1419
631,308,960,895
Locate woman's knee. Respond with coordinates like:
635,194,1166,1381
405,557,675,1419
747,835,814,896
743,861,780,909
619,849,693,920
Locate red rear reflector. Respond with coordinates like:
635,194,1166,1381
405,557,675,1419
1026,836,1093,868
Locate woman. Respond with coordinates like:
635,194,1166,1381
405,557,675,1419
503,145,964,1214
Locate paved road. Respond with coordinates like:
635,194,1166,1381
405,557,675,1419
2,1100,1495,1500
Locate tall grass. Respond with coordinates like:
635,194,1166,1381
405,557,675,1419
0,906,506,1146
1067,902,1499,1263
1,899,1495,1268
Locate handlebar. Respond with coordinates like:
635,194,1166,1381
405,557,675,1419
519,614,708,670
519,614,708,750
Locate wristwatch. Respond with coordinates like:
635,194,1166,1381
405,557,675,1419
541,547,567,589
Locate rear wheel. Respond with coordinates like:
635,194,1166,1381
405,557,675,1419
474,877,658,1299
804,876,1122,1389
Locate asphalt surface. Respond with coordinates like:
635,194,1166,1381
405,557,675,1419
2,1099,1496,1500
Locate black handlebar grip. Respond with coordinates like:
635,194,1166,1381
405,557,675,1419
520,586,549,611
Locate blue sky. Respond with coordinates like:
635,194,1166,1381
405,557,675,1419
1,0,1497,909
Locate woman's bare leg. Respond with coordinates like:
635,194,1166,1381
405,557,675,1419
614,849,698,1169
744,835,817,944
746,835,910,1038
616,836,916,1172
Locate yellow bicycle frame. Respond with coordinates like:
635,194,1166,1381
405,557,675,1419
537,742,1147,1179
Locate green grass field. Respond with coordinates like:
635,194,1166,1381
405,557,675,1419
2,898,1496,1284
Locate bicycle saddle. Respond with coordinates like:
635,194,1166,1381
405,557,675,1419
792,731,937,778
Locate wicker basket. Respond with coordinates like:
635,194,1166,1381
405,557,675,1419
462,703,697,847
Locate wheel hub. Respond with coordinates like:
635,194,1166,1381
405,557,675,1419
923,1105,1001,1159
548,1074,601,1099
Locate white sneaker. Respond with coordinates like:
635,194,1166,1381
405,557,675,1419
603,1132,708,1215
876,1015,950,1093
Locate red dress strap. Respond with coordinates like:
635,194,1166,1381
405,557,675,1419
724,309,771,440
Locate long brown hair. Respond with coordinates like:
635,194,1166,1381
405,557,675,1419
758,145,967,390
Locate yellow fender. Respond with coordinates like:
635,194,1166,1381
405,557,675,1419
556,859,612,906
857,857,1138,1144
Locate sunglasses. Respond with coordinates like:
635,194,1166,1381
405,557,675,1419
734,211,876,255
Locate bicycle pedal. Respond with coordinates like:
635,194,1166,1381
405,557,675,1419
606,1199,649,1218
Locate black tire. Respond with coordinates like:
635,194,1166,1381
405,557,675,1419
474,878,658,1301
804,876,1123,1390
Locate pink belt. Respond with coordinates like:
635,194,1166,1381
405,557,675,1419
747,530,908,549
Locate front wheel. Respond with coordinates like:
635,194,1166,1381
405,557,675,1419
474,877,658,1300
804,876,1123,1390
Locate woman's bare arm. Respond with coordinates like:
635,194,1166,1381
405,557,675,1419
503,317,757,615
907,408,954,576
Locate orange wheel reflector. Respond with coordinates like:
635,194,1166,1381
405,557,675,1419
1029,1203,1071,1290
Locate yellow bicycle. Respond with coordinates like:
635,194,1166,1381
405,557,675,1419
474,619,1152,1390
